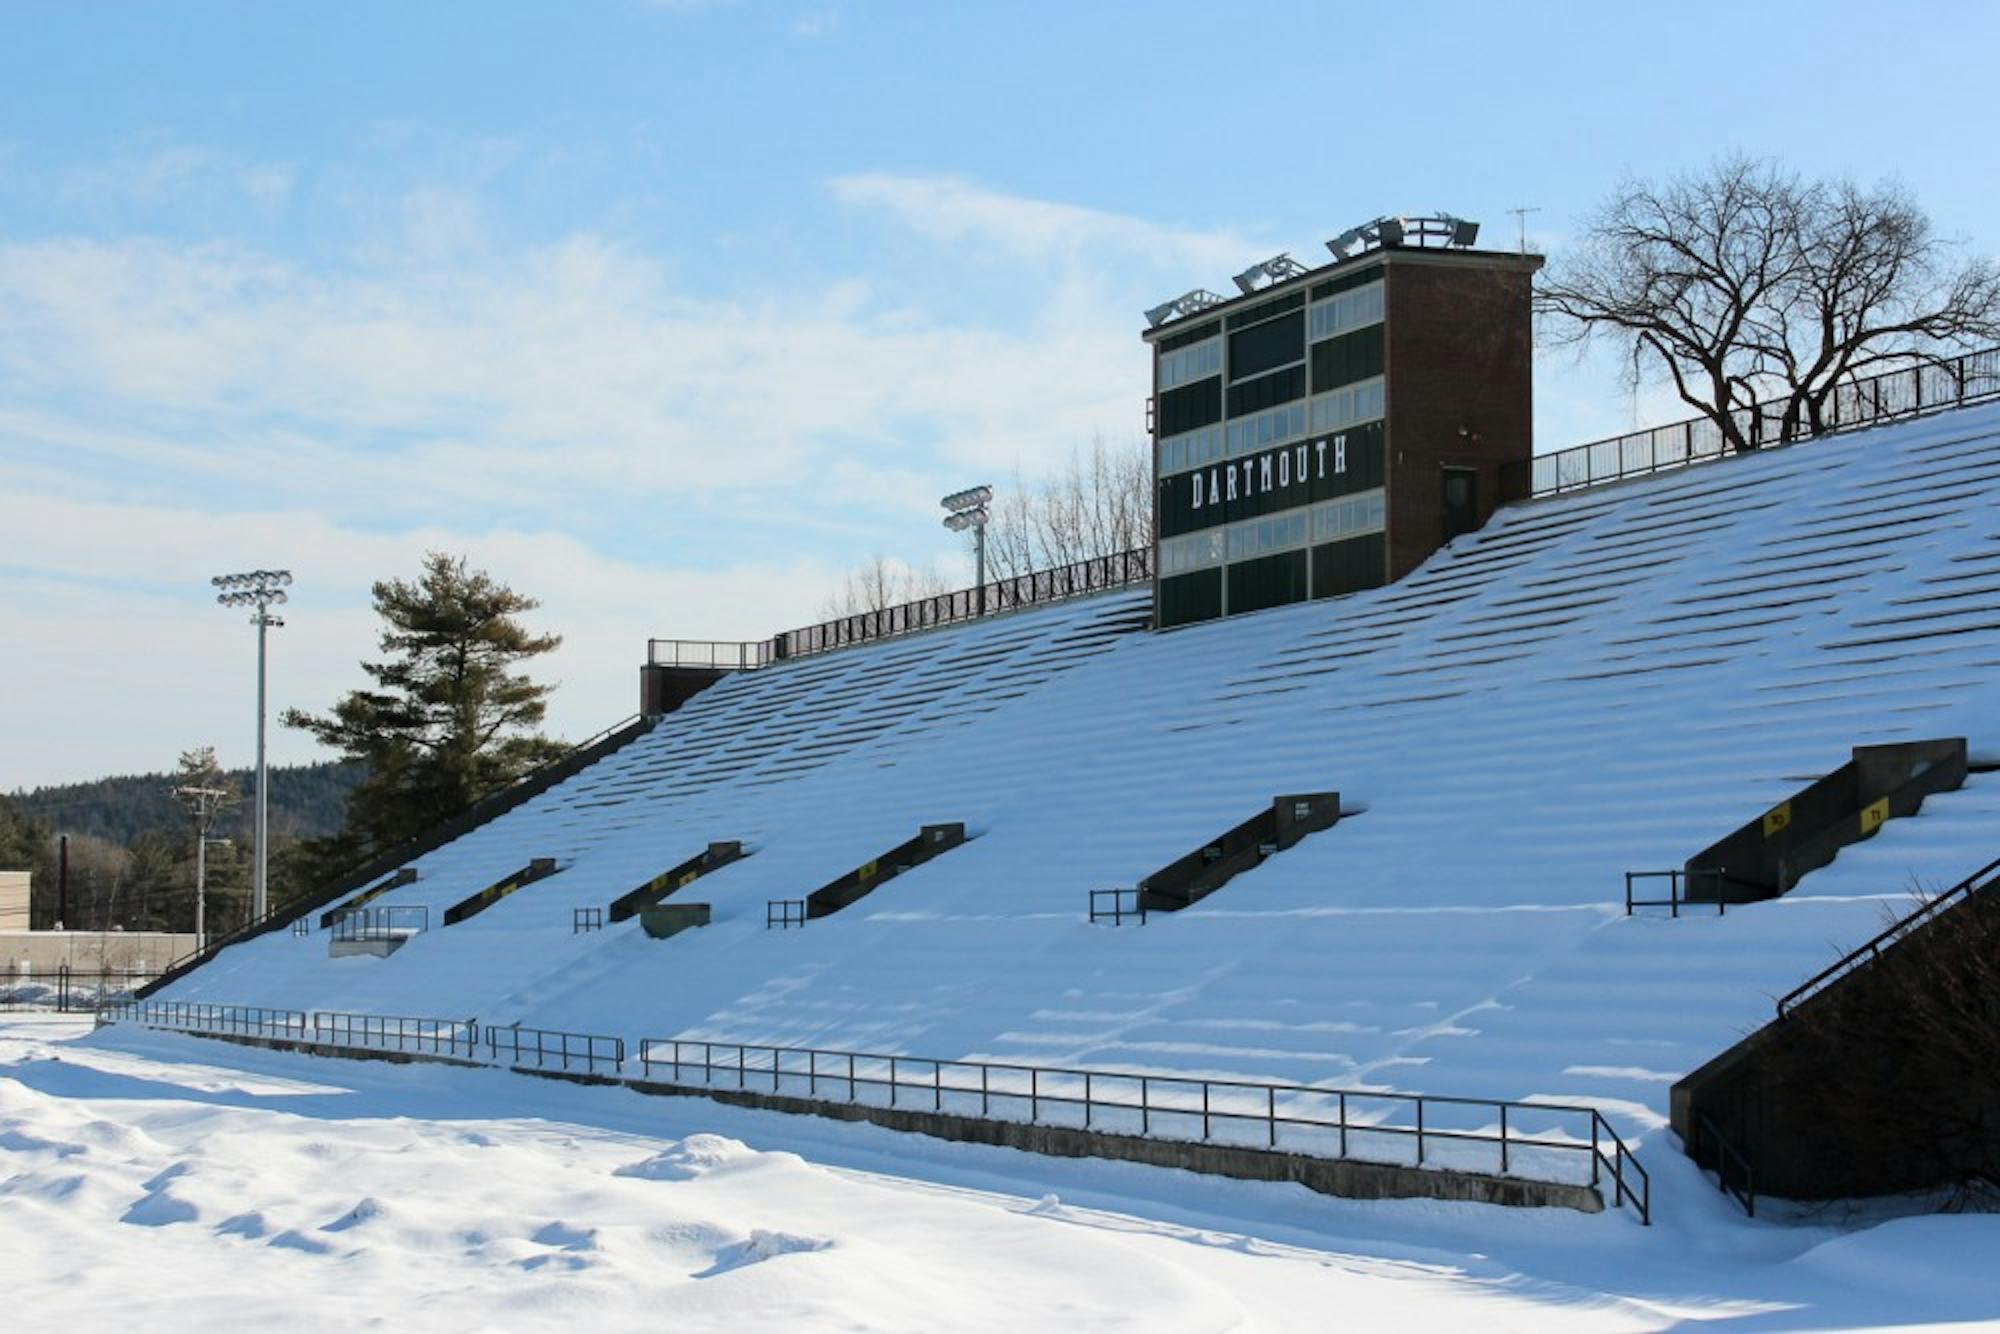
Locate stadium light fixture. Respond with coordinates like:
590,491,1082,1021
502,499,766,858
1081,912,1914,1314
1230,253,1312,295
1327,214,1482,261
941,485,993,616
1143,288,1229,329
213,568,291,923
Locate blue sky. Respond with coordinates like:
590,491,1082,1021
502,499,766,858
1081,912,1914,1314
5,0,1999,785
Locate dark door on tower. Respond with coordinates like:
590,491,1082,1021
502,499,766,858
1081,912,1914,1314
1441,467,1479,543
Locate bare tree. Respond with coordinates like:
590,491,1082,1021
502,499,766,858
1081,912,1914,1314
821,434,1152,615
819,555,953,619
1751,178,2000,438
983,434,1150,579
1539,156,2000,453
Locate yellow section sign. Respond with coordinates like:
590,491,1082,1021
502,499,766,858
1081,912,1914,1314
1762,802,1792,838
1859,798,1890,837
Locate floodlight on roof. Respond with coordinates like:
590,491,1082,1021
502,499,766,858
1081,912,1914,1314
1326,214,1483,260
1142,288,1229,329
1230,253,1312,295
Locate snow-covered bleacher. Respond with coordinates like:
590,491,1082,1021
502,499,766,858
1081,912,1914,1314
163,403,2000,1182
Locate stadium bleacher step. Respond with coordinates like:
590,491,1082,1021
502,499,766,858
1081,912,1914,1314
1680,738,1968,903
319,867,419,930
607,842,748,923
1138,792,1341,913
638,903,712,940
441,857,564,926
770,823,968,926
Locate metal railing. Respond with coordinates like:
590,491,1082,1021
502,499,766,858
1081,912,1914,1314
767,899,807,930
646,640,775,670
649,548,1153,670
91,999,1651,1222
1623,870,1727,918
1776,853,2000,1019
329,905,430,943
635,1039,1650,1223
484,1024,625,1074
1521,347,2000,498
1691,1110,1756,1217
312,1011,479,1058
777,547,1152,660
1088,888,1147,926
573,907,605,934
0,966,156,1013
101,1000,309,1040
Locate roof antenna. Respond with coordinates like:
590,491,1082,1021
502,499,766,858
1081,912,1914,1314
1507,206,1541,255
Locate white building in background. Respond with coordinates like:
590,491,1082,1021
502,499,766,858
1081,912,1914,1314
0,871,26,932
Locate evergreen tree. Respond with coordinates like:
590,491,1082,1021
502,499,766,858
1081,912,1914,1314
284,552,565,866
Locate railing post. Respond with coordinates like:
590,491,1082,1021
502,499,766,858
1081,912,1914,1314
809,1049,816,1096
981,1063,989,1116
934,1061,941,1112
1268,1086,1276,1148
1030,1067,1038,1122
1084,1071,1092,1128
1339,1092,1348,1158
1416,1098,1425,1165
890,1056,898,1107
1591,1116,1601,1186
1202,1082,1211,1141
1499,1104,1509,1175
849,1052,856,1101
1140,1076,1149,1135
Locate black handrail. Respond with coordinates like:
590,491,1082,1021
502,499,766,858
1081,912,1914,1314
1623,870,1726,918
1520,346,2000,498
329,905,429,943
484,1024,624,1073
312,1010,478,1057
1692,1110,1756,1217
636,1038,1650,1224
1088,888,1147,926
1775,853,2000,1018
101,1000,309,1039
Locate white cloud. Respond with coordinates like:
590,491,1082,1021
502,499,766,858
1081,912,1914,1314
0,168,1232,784
830,173,1256,273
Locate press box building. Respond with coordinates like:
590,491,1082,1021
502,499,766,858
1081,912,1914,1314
1146,214,1542,627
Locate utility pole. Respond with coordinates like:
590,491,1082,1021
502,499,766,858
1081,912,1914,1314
175,783,230,946
1507,206,1542,255
57,833,68,930
213,570,291,922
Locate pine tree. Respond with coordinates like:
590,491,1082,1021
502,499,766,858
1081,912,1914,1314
284,552,565,866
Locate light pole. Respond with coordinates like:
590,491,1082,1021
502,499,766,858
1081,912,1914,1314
213,569,290,922
941,485,992,616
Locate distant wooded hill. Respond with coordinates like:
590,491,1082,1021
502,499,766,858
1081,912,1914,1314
8,761,364,846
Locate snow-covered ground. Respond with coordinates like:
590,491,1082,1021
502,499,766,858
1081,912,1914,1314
3,1016,1994,1331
